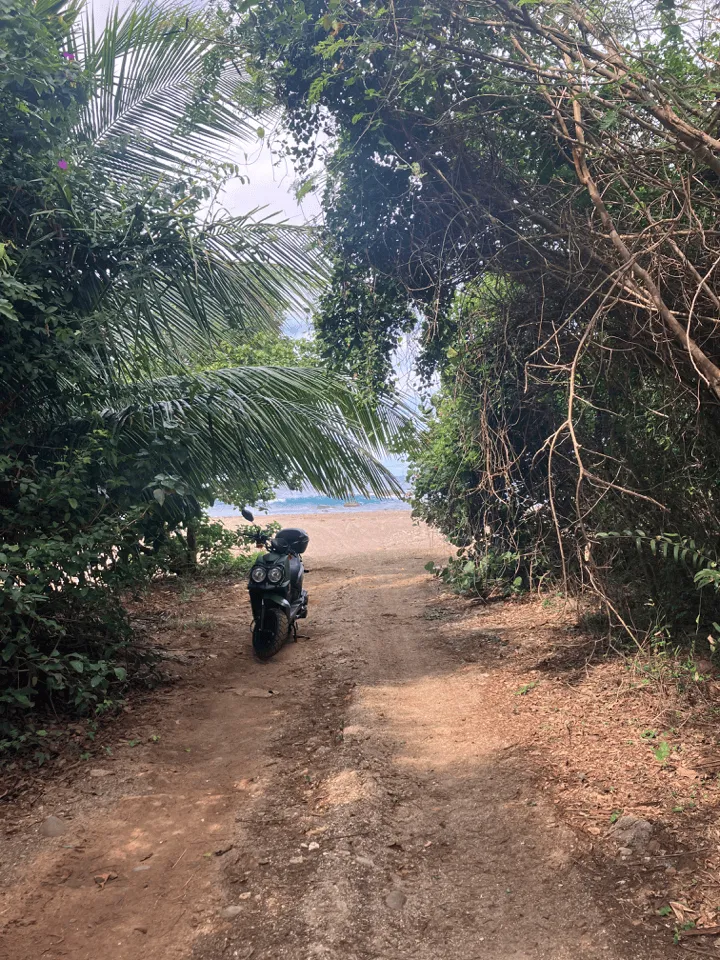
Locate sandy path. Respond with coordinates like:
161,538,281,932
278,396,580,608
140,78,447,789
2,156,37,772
0,512,667,959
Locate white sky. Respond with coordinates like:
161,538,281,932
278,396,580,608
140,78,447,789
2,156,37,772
218,134,323,227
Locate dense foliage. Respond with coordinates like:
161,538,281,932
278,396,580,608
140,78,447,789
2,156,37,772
0,0,405,753
239,0,720,633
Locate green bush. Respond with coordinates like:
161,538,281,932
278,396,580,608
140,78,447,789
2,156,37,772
0,445,150,752
425,554,525,599
149,516,281,578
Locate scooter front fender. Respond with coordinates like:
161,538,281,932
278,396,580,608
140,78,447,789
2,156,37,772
249,591,291,623
261,592,291,612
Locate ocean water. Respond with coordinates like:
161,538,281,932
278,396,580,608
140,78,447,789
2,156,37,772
208,480,410,517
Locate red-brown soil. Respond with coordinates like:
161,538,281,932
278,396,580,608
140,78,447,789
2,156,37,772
2,510,716,960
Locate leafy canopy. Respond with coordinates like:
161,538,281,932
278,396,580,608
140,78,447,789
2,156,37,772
238,0,720,629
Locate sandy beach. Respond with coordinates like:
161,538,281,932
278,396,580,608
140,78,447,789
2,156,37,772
220,507,446,565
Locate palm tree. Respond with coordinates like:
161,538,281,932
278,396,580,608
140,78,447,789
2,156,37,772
57,0,407,505
0,0,410,729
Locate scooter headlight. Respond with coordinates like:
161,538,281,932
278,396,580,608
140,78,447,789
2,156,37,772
250,566,267,583
267,565,284,584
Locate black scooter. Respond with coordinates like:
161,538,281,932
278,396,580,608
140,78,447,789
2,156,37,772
241,508,309,660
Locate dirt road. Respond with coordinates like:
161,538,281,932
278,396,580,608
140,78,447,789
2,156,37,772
1,512,669,959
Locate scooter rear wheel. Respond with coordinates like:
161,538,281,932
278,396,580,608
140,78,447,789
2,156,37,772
252,607,289,660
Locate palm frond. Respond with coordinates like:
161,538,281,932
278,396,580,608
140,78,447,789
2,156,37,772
67,3,323,367
34,0,82,20
76,2,260,184
96,367,409,500
88,217,325,373
43,2,408,504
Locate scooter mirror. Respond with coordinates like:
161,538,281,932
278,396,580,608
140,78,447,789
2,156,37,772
241,507,254,522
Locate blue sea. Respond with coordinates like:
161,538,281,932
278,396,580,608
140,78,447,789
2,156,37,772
208,478,410,517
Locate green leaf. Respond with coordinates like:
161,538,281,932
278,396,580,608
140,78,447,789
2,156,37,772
295,179,316,202
598,108,619,130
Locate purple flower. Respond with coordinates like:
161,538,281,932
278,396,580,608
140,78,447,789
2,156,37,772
57,160,68,171
61,51,75,60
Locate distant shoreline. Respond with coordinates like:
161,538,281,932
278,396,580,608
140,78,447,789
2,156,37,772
213,502,410,519
218,507,417,530
208,496,410,518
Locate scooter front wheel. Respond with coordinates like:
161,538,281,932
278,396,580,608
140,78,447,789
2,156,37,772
252,606,289,661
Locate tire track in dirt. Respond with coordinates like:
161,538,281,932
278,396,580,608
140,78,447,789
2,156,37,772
1,513,669,959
